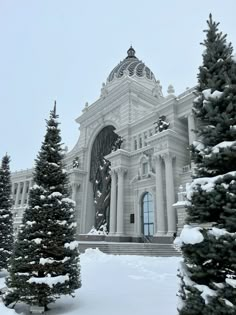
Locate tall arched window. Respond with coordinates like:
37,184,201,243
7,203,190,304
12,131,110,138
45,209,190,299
142,192,154,236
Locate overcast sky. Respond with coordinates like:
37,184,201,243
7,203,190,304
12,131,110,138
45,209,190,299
0,0,235,171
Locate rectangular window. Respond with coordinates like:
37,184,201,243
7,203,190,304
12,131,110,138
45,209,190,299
130,214,135,223
139,137,142,148
144,132,147,146
134,139,137,150
142,162,148,175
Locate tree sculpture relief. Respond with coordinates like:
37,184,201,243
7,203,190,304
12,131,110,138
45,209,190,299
90,126,123,232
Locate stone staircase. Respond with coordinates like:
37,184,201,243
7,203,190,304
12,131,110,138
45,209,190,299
79,241,181,257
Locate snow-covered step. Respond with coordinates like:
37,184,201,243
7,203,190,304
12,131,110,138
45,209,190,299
78,242,181,257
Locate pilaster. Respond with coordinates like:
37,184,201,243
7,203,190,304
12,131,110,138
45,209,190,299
21,181,27,207
116,167,127,235
164,153,176,235
27,180,33,204
15,183,21,207
109,169,117,234
71,183,80,204
154,154,166,235
187,113,196,145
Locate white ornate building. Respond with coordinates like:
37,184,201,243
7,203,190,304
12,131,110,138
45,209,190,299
11,47,196,242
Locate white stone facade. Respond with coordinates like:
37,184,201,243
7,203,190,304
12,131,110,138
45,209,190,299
11,48,196,240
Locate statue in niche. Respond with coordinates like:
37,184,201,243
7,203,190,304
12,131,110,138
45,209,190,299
152,80,163,98
100,82,108,99
154,115,170,133
90,126,119,232
112,135,123,151
72,157,80,168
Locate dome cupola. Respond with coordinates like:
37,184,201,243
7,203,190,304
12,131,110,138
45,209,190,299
107,46,156,83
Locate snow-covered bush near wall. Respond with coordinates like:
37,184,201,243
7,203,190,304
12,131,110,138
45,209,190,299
64,241,79,250
87,223,108,235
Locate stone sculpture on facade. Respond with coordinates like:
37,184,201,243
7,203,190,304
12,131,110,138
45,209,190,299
154,115,170,133
72,157,80,168
90,126,121,232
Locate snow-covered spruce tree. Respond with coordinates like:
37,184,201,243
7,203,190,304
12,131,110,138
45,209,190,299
177,15,236,314
5,105,81,309
0,154,13,270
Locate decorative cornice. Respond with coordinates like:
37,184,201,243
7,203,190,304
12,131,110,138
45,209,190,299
148,129,186,157
116,167,128,175
68,168,87,176
11,168,34,181
106,148,130,160
147,129,178,144
76,78,166,126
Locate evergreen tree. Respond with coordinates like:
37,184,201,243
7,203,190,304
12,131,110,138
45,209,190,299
0,154,13,270
177,15,236,314
5,104,81,309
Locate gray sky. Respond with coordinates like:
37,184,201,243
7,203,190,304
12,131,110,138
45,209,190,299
0,0,235,171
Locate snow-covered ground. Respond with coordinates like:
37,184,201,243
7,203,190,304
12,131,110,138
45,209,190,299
0,249,181,315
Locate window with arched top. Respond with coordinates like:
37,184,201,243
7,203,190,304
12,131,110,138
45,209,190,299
142,192,154,236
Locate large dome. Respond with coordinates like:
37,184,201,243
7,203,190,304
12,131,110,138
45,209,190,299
107,46,156,83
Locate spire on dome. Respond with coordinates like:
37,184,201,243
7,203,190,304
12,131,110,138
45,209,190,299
127,46,136,58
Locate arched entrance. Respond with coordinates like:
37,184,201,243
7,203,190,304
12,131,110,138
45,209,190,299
90,126,122,232
142,192,154,236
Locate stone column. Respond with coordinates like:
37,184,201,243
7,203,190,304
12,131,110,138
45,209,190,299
71,183,80,233
164,153,176,235
109,169,117,234
154,155,166,235
12,183,17,204
21,181,27,207
11,183,15,196
134,189,141,235
27,180,33,204
116,168,126,235
187,113,196,145
15,183,21,207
